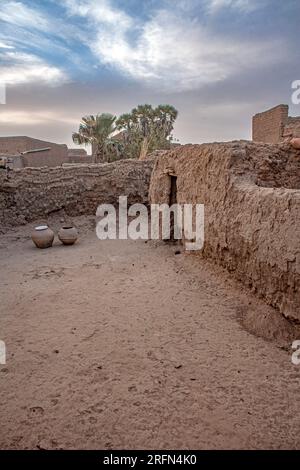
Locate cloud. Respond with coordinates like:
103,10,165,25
63,0,133,28
0,1,49,30
0,110,77,125
206,0,265,13
0,2,69,86
0,41,15,49
64,0,284,92
0,0,287,93
0,50,68,86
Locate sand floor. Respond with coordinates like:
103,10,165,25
0,216,300,450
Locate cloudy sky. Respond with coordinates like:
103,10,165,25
0,0,299,149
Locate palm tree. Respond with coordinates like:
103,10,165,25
117,104,178,160
156,104,178,138
72,113,117,163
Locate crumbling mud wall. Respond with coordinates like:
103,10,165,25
283,117,300,141
149,141,300,322
253,104,300,143
0,160,153,231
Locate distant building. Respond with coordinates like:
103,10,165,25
252,104,300,143
67,148,88,158
0,136,93,168
67,148,92,164
0,136,68,168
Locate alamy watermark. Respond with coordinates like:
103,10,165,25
96,196,204,251
291,340,300,366
0,340,6,365
291,80,300,105
0,82,6,105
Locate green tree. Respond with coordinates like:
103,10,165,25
116,104,178,160
72,113,118,163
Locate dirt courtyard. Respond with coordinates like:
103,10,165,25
0,216,300,450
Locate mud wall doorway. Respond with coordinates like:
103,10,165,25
169,175,177,242
169,176,177,205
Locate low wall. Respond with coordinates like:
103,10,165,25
149,141,300,322
0,160,153,231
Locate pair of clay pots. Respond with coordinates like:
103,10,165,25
31,225,78,249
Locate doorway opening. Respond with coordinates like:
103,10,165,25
169,175,177,206
169,175,177,242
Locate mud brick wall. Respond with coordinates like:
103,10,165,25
252,105,289,143
283,117,300,140
0,160,153,231
150,141,300,322
65,156,93,164
0,136,68,167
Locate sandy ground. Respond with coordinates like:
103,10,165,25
0,215,300,450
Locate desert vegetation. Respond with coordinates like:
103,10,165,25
72,104,178,163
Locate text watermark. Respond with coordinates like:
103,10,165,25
291,80,300,105
0,82,6,105
0,340,6,365
96,196,204,251
291,340,300,365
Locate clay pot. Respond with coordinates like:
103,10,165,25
58,225,78,245
31,225,54,249
291,138,300,150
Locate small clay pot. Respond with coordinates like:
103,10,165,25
31,225,54,249
58,225,78,245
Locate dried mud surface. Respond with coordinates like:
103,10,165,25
0,216,300,449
